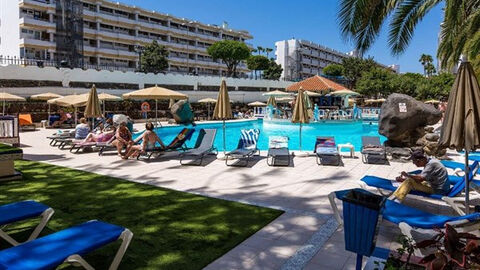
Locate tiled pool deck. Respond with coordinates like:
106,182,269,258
20,125,465,270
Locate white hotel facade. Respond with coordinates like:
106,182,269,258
0,0,253,76
275,39,399,80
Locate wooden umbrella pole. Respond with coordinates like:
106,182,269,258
155,99,158,124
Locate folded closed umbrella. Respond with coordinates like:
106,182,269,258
439,61,480,213
267,96,277,107
292,89,309,154
213,79,232,154
84,85,102,118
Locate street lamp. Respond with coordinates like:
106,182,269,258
134,45,145,72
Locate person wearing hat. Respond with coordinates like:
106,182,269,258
390,149,450,202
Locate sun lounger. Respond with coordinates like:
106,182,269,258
179,129,217,166
225,129,260,167
19,114,36,131
329,189,480,256
138,128,195,161
0,220,132,270
314,136,342,166
358,163,480,215
441,160,479,176
267,136,290,166
47,130,75,146
0,200,54,246
361,136,387,164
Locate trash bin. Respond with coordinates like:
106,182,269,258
338,188,385,269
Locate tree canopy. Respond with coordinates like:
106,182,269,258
246,55,270,79
140,41,169,74
341,57,378,89
263,59,283,80
207,40,251,77
323,64,344,77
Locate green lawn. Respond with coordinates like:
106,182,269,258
0,160,283,270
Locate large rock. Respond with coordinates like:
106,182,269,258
379,93,442,146
171,100,194,125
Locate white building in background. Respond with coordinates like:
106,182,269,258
0,0,252,76
388,64,400,73
275,39,348,80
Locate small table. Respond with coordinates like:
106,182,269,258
337,143,355,158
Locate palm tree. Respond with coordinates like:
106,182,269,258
265,48,273,58
257,46,264,55
425,62,437,77
338,0,480,72
419,54,434,76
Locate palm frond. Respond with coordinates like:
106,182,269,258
338,0,398,54
388,0,442,55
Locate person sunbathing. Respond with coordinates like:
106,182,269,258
83,128,115,143
74,118,91,140
122,122,165,159
51,109,68,128
111,122,132,156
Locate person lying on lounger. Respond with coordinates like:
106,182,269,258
390,149,450,202
111,122,132,156
122,122,165,159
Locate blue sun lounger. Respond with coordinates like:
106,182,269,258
0,220,133,270
358,163,480,215
329,189,480,256
225,129,260,167
0,201,54,246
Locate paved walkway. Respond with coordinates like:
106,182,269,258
19,127,462,270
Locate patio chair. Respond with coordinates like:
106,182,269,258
19,114,36,131
358,163,480,215
361,136,387,164
318,109,325,120
47,130,75,146
0,220,132,270
179,129,217,166
329,189,480,256
138,128,195,161
267,136,290,166
225,128,260,167
314,136,342,166
97,136,121,156
441,160,480,176
0,200,54,246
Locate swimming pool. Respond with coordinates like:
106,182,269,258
136,119,386,151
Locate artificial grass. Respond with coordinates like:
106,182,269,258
0,160,283,269
0,143,21,154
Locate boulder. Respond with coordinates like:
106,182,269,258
379,93,442,146
171,100,194,125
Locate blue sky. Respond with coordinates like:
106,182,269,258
119,0,444,73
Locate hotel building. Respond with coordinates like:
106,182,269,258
275,39,349,80
275,39,398,80
0,0,253,76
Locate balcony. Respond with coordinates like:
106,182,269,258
20,16,55,28
20,0,55,9
20,38,54,48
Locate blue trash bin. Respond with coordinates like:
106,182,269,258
338,188,385,269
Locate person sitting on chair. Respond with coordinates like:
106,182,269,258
52,109,68,128
111,122,132,156
390,149,450,202
122,122,165,159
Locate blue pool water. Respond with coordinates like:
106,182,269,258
135,119,386,151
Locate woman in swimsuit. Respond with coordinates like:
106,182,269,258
122,122,165,159
111,122,132,156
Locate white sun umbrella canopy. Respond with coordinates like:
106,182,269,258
31,92,64,120
247,101,267,106
0,93,26,115
97,92,121,115
123,85,187,123
262,90,292,97
48,93,89,124
198,98,217,120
